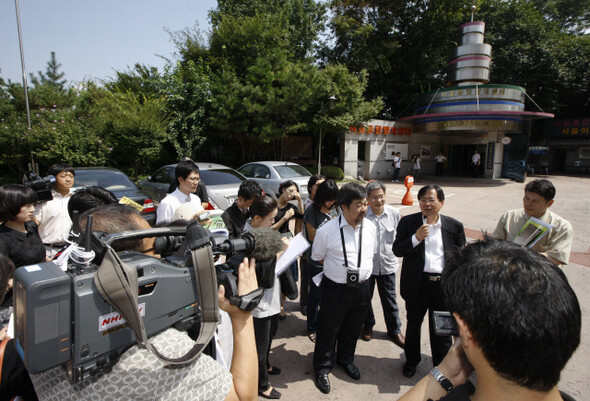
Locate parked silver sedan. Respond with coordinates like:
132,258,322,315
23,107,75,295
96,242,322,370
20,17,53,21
138,163,246,211
237,161,311,200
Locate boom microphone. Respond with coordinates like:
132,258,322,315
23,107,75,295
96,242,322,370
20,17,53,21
214,227,284,262
249,227,284,261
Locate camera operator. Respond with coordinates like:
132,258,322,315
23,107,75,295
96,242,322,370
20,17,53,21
33,164,75,258
29,204,259,401
399,238,580,401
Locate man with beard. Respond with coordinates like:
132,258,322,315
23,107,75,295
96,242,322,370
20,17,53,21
311,183,377,394
393,185,466,379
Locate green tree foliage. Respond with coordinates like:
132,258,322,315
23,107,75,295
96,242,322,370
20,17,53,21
208,0,380,161
209,0,326,62
161,60,212,158
325,0,466,118
26,51,76,109
105,64,162,99
90,90,169,176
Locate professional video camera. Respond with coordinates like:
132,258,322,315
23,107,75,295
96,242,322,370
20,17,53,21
13,220,283,383
22,170,55,202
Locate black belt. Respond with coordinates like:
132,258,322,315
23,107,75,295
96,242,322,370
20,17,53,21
422,272,441,282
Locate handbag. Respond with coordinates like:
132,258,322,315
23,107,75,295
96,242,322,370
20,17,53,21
279,269,298,300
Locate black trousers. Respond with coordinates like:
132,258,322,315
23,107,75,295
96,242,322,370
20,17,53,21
1,339,38,401
404,275,452,367
435,163,443,176
253,314,279,392
364,273,402,336
306,263,323,333
313,277,371,374
299,257,308,308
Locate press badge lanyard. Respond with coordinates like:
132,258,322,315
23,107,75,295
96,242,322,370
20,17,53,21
339,215,362,269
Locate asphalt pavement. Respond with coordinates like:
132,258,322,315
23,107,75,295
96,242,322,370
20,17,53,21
267,174,590,400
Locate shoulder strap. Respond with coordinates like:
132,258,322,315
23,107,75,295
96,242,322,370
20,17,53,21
0,337,10,386
94,222,219,365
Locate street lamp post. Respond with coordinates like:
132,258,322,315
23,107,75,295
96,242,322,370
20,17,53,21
317,95,336,174
15,0,32,130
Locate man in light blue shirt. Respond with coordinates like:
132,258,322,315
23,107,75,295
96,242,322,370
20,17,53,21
360,181,405,349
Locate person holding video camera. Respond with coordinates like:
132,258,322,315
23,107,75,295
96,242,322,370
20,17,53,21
393,185,465,379
399,238,580,401
33,164,75,257
311,183,377,394
0,184,46,268
29,204,259,401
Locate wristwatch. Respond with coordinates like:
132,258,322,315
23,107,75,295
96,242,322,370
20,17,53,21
430,366,454,392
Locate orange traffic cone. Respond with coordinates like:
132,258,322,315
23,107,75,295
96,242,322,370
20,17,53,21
402,175,414,205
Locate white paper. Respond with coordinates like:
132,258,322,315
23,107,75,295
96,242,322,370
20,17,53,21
275,233,310,275
7,313,14,338
312,272,324,287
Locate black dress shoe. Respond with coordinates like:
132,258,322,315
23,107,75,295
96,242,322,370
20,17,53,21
339,363,361,380
361,325,373,341
388,333,406,348
315,373,331,394
402,363,417,378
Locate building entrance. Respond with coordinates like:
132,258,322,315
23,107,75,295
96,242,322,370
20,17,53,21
448,144,487,176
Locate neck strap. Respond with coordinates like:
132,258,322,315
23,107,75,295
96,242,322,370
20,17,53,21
339,215,363,269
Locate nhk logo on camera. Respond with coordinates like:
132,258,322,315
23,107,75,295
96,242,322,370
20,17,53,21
99,303,145,332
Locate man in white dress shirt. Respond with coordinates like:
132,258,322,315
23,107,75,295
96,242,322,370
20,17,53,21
393,185,466,378
34,164,75,256
311,183,377,394
156,160,207,225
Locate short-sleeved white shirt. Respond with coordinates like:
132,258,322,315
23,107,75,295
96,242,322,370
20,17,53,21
311,215,376,284
156,188,203,224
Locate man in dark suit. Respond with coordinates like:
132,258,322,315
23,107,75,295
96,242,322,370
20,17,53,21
393,184,466,378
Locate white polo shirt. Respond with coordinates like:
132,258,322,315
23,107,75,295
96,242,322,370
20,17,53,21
311,215,376,284
156,188,203,224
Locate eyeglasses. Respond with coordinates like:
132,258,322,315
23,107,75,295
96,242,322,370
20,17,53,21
185,177,199,182
419,198,438,205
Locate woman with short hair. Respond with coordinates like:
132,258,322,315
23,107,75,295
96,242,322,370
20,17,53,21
0,184,46,268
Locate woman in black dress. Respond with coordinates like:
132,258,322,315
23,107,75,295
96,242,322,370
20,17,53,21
0,184,46,268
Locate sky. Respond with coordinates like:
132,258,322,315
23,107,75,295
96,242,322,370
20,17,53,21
1,0,218,85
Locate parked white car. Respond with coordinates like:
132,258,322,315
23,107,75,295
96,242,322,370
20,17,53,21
237,161,312,200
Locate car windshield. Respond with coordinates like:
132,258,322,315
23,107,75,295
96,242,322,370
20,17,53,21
75,170,137,191
200,169,244,185
274,165,311,179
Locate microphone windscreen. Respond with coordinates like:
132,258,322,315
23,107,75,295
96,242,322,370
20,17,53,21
248,227,284,262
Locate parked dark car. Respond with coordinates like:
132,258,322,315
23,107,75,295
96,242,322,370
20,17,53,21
137,163,246,211
73,167,156,224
